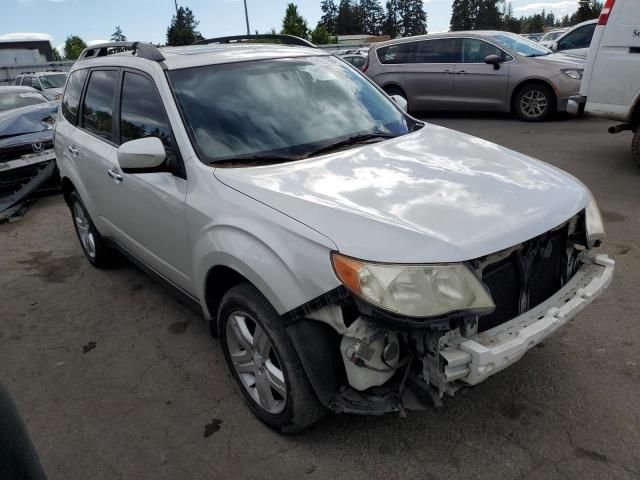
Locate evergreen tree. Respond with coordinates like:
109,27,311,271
382,0,401,37
110,25,127,42
358,0,385,35
475,0,503,30
450,0,474,31
319,0,339,34
63,35,87,60
51,47,62,61
281,3,309,38
399,0,427,36
337,0,356,34
502,2,521,33
544,11,556,28
166,7,203,46
311,25,334,44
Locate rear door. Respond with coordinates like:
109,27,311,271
404,38,458,110
452,38,511,111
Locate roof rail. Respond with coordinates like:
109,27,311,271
194,34,318,49
78,42,165,62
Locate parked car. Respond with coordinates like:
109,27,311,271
550,20,597,59
364,31,585,121
523,33,543,42
55,38,613,433
340,54,367,70
568,0,640,166
0,86,59,221
539,28,568,48
14,71,68,101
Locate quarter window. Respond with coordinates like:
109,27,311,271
61,69,88,124
461,39,509,63
413,39,458,63
82,70,117,142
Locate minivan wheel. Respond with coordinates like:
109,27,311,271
632,128,640,169
69,191,114,268
514,84,555,122
383,86,407,102
218,283,325,433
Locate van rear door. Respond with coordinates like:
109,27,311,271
581,0,640,122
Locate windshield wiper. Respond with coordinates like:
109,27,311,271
306,132,400,158
211,154,300,167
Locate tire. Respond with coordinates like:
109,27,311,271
513,83,556,122
68,190,115,268
633,128,640,169
218,283,325,433
383,85,407,101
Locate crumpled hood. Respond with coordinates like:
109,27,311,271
0,102,58,145
214,124,590,263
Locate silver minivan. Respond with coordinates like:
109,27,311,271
365,31,585,121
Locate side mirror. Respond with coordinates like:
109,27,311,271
390,94,408,112
551,42,559,52
117,137,166,171
484,54,501,70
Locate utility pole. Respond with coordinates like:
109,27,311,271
243,0,251,35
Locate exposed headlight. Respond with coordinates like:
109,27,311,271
586,197,605,247
331,253,495,318
562,69,583,80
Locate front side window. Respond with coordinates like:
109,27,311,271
82,70,117,141
0,91,48,112
413,39,458,63
377,43,414,64
461,39,510,63
490,33,551,57
40,74,67,89
30,78,42,91
62,69,89,124
558,24,596,50
169,56,411,165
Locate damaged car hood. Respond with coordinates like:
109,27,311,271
214,124,590,263
0,102,58,148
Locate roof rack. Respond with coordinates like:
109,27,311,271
78,42,165,62
194,34,318,49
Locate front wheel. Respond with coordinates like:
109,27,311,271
218,283,325,433
632,128,640,169
514,84,555,122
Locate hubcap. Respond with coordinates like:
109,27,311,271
520,89,548,119
73,201,96,258
225,311,287,414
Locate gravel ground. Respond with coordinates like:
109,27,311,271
1,114,638,480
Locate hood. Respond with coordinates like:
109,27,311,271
532,52,586,67
214,124,590,263
0,102,58,148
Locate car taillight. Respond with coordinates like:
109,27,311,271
598,0,615,25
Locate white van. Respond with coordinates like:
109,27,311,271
568,0,640,166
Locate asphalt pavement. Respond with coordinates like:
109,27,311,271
0,113,638,479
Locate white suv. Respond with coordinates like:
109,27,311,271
54,38,614,433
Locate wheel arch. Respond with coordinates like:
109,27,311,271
60,176,75,205
510,78,558,112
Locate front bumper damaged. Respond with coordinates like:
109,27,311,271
440,254,614,386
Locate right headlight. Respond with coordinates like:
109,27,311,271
331,253,495,318
585,197,605,247
562,69,583,80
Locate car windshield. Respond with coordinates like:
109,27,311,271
541,31,564,41
169,55,412,164
490,34,551,57
0,91,48,112
39,74,67,89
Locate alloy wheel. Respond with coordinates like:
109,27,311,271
73,201,96,259
520,89,548,119
225,310,287,414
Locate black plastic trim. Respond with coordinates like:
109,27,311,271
194,34,318,49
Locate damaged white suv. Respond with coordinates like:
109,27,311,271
54,37,614,433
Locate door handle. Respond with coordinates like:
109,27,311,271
68,145,79,156
107,168,123,183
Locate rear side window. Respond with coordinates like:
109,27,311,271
82,70,118,142
377,42,414,64
22,77,32,87
62,69,89,124
413,39,458,63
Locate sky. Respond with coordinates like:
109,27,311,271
1,0,583,51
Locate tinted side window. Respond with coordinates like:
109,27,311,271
22,77,31,87
62,69,89,124
377,42,414,64
559,24,596,50
120,72,178,167
82,70,117,141
461,39,508,63
30,78,42,91
413,39,458,63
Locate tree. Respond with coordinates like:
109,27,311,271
166,6,203,46
311,25,334,44
398,0,427,36
63,36,87,60
337,0,357,34
281,3,309,38
111,25,127,42
319,0,339,34
450,0,474,31
502,2,521,33
51,47,62,61
358,0,385,35
475,0,503,30
382,0,401,38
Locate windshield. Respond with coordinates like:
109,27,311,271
490,34,551,57
39,74,67,89
169,56,411,164
541,31,564,42
0,91,48,112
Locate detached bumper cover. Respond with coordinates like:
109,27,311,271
442,254,614,385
